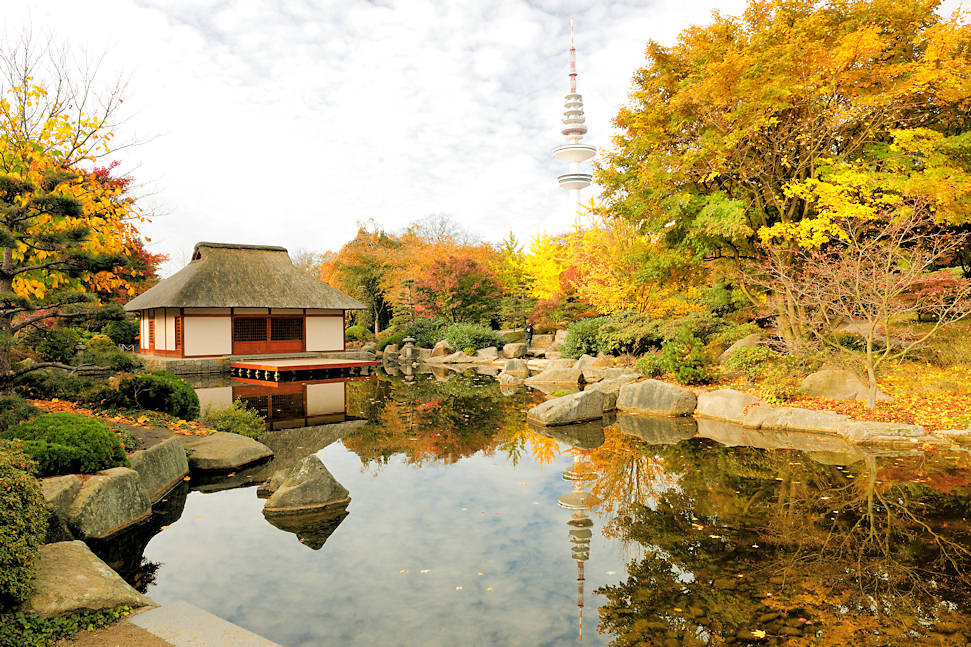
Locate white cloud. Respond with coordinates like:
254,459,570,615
9,0,956,276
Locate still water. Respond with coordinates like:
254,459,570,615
97,370,971,646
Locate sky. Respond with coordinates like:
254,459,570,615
5,0,964,276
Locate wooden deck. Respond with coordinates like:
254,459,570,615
230,357,378,381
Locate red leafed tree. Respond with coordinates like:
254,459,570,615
413,256,501,324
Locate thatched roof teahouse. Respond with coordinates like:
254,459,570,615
125,242,365,357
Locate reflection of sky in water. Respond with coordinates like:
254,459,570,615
141,439,630,646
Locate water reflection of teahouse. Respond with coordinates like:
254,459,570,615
558,452,600,642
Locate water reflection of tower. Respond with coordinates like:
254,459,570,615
558,452,599,642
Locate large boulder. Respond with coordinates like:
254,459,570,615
179,432,273,471
67,468,151,540
382,344,399,361
547,358,576,370
441,351,476,364
604,367,639,380
838,420,926,444
574,354,597,371
503,342,527,359
585,374,639,412
696,389,765,423
616,380,697,416
529,419,605,449
717,333,763,363
742,405,849,434
21,541,154,617
263,455,350,516
475,346,500,362
524,367,584,386
128,437,189,503
800,369,892,402
526,390,605,426
503,358,529,375
431,340,454,357
617,414,697,445
41,475,81,543
696,418,863,459
554,329,569,345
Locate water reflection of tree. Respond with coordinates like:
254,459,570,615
592,438,971,645
342,372,540,467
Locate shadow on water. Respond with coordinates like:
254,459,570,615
94,369,971,646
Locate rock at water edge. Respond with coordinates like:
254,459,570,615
717,333,762,363
41,475,81,543
264,454,350,515
526,390,605,426
67,468,151,539
524,368,583,386
128,436,189,503
616,414,697,445
695,389,765,423
616,380,697,416
800,369,892,402
503,342,527,359
22,541,154,617
431,340,454,357
585,374,639,412
179,432,273,471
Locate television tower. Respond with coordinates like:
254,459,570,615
553,17,597,209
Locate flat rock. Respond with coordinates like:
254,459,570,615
696,389,765,423
475,346,499,362
604,367,639,379
524,367,583,386
128,437,189,503
503,342,527,359
67,468,151,539
547,358,576,370
502,358,529,375
717,333,762,363
581,367,607,383
130,599,280,646
529,419,605,449
526,390,605,426
838,420,926,443
696,418,863,461
574,354,597,371
617,414,697,445
742,405,848,434
554,329,568,345
800,369,892,402
263,454,350,515
22,541,154,617
179,432,273,471
585,374,639,412
935,428,971,446
616,380,697,416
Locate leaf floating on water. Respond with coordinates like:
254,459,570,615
518,482,527,486
399,569,408,574
606,571,616,575
455,586,462,591
183,476,191,481
486,587,493,592
420,569,430,574
160,525,171,529
460,507,468,511
751,630,767,638
532,501,539,505
192,515,202,519
477,572,483,576
674,607,682,612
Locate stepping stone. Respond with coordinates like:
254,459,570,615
129,600,281,646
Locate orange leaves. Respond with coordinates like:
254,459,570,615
30,399,215,436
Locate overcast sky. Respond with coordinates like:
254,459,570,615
6,0,964,276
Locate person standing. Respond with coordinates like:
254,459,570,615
524,321,534,348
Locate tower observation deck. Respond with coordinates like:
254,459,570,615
553,17,597,205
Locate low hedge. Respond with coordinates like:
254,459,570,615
0,394,38,433
0,441,48,611
201,400,265,439
97,371,199,420
377,332,407,351
443,323,504,351
0,605,134,647
405,317,446,348
2,413,128,477
344,325,373,343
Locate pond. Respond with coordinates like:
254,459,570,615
94,369,971,646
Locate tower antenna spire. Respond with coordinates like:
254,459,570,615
553,18,597,208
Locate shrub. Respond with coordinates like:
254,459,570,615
561,317,608,359
344,325,373,343
710,322,762,348
35,327,83,364
84,334,116,354
377,332,407,351
201,400,266,439
725,346,779,381
660,311,724,344
596,312,664,356
0,605,134,647
2,414,128,477
0,441,47,611
701,280,749,317
102,318,139,347
12,371,97,402
405,317,447,348
661,328,716,385
443,323,504,351
77,346,144,372
758,365,801,404
635,352,668,378
98,371,199,420
0,394,38,433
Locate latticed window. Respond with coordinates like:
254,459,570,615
174,317,183,349
271,392,304,420
148,319,155,347
271,317,303,341
238,395,268,418
233,318,267,342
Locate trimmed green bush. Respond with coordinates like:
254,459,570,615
377,332,407,351
2,414,128,477
596,312,664,356
98,371,199,420
561,317,608,359
0,394,38,433
443,323,504,351
659,311,724,344
101,318,139,347
201,400,266,439
35,327,83,364
635,352,668,378
0,441,48,611
344,325,373,343
405,317,446,348
12,371,97,402
725,346,779,381
710,322,761,348
661,328,716,385
0,605,133,647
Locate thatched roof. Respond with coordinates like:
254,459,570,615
125,242,366,311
